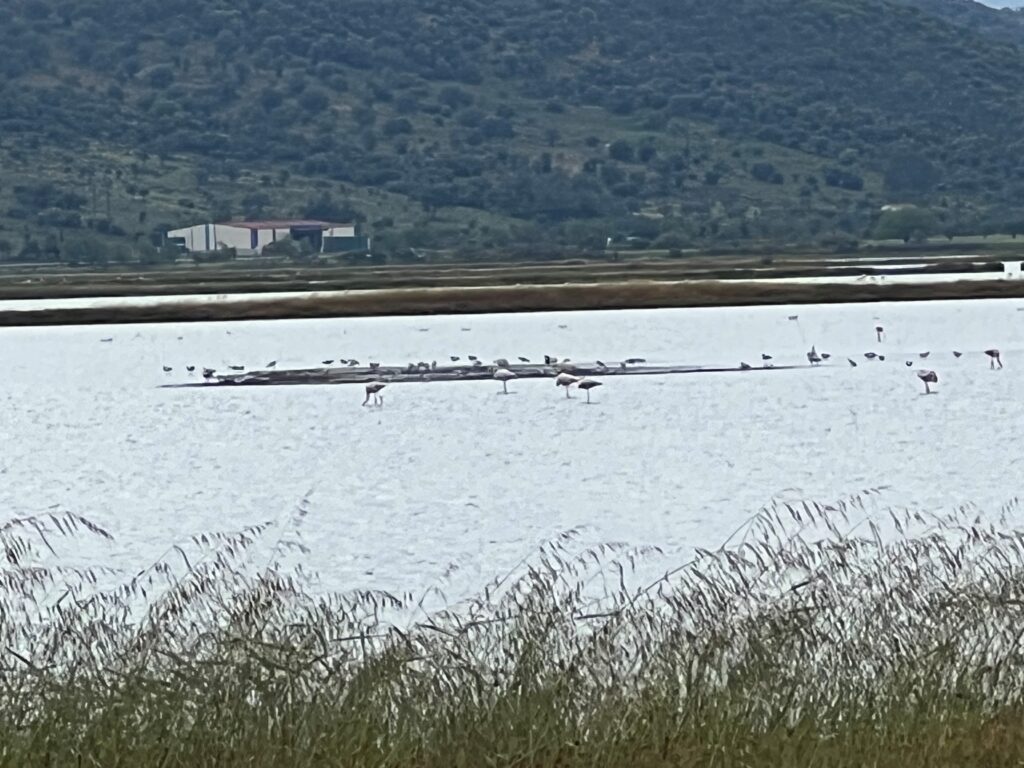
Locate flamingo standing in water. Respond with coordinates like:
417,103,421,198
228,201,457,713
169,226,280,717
493,368,516,394
555,372,581,398
917,369,938,394
577,379,603,403
876,326,885,342
807,346,822,365
363,383,386,406
985,349,1003,369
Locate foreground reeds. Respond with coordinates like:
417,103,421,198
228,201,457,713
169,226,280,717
4,492,1024,766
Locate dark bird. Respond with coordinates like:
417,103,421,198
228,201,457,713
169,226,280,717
807,346,822,365
369,362,380,370
348,360,359,366
162,366,172,373
905,361,913,367
468,355,478,361
821,353,831,360
518,357,530,363
494,358,510,368
596,360,607,369
186,365,195,373
953,351,962,358
100,337,113,343
362,383,386,406
739,362,752,370
625,357,647,365
266,360,277,368
864,352,878,360
917,369,938,395
985,349,1003,369
788,315,799,321
577,379,603,403
761,354,773,361
878,355,886,362
228,365,245,371
322,360,334,365
875,325,885,342
202,368,216,379
847,358,858,367
919,351,930,359
450,356,461,362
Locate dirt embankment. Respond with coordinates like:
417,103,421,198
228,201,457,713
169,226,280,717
5,279,1024,327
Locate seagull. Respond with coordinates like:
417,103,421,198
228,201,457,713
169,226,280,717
266,360,277,368
555,372,581,398
875,325,885,342
919,352,930,359
917,369,938,395
228,365,245,371
577,379,603,403
847,358,858,367
493,368,516,394
518,357,530,363
362,383,386,406
985,349,1003,369
162,366,172,373
953,351,962,358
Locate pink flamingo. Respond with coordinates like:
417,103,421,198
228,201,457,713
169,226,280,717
875,325,885,343
555,372,580,398
916,370,938,394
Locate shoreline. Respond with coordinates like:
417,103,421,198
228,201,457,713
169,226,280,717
2,278,1024,326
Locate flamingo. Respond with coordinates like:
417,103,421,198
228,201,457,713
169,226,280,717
493,368,516,394
919,352,930,359
876,325,885,342
807,346,822,365
518,357,530,363
577,379,603,403
917,369,938,394
864,352,878,360
162,365,172,373
847,358,858,367
322,359,334,365
739,362,752,370
363,383,386,406
555,372,581,398
266,360,277,368
905,361,913,367
450,356,461,362
186,365,195,373
761,353,773,362
953,351,962,358
985,349,1003,369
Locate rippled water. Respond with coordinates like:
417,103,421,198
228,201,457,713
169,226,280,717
1,298,1022,597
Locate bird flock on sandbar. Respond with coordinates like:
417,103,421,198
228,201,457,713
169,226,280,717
150,316,1007,405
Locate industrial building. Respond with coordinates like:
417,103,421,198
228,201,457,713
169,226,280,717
166,220,369,255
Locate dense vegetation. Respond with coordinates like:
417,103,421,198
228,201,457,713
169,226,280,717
8,494,1024,765
4,0,1024,262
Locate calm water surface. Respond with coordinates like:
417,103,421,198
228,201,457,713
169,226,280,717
1,299,1021,597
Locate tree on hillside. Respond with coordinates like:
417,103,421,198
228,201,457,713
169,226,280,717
873,207,938,243
884,153,940,196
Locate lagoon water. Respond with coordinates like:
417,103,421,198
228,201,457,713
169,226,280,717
1,298,1022,598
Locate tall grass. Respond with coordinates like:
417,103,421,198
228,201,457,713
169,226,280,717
4,492,1024,766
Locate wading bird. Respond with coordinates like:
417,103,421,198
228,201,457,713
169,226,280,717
186,365,195,373
864,352,878,360
202,368,216,379
322,360,334,365
494,358,510,368
739,362,752,370
847,358,858,367
905,361,913,367
876,326,885,342
919,352,930,359
985,349,1003,369
493,368,516,394
555,372,581,398
577,379,603,403
917,369,938,395
266,360,277,368
450,356,461,362
228,365,245,371
518,357,530,363
162,366,172,373
363,383,386,406
807,347,822,365
953,351,962,358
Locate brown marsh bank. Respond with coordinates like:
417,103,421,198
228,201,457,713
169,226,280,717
6,276,1024,326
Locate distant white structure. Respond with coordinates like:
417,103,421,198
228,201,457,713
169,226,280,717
1004,261,1023,279
166,220,366,255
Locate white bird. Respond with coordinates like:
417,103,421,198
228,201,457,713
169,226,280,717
577,379,603,403
555,372,581,398
917,369,938,395
493,368,516,394
363,383,386,406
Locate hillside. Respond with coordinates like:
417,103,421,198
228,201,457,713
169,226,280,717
4,0,1024,262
